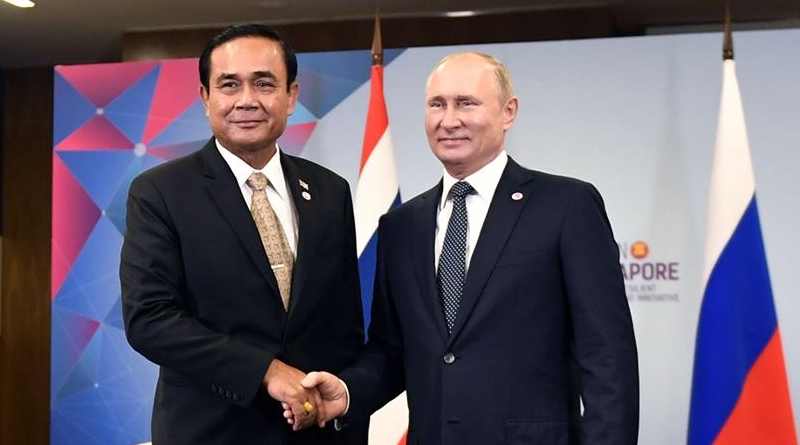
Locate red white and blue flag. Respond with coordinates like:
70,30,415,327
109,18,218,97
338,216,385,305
687,42,798,445
355,15,407,445
354,42,401,330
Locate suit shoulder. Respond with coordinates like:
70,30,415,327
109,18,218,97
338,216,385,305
502,158,608,208
522,170,613,226
520,167,602,200
527,168,592,189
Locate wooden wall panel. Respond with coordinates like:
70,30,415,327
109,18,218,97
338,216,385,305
123,8,615,61
0,67,52,445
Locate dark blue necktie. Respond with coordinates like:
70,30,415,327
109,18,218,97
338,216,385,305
437,181,475,334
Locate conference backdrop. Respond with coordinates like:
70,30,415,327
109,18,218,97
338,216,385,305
51,28,800,445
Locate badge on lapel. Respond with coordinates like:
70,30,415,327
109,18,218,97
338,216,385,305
299,179,311,201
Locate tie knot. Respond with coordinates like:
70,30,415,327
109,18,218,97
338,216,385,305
449,181,475,200
246,172,269,191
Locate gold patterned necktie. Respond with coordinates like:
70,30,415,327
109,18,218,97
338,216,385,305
246,172,294,311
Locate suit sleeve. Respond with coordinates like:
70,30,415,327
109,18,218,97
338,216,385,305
559,182,640,445
120,173,275,407
339,215,406,420
342,180,368,348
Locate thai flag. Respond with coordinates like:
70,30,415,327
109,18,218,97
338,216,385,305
355,17,407,445
354,59,401,329
687,53,798,444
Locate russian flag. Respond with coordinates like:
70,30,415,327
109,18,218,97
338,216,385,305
687,45,798,445
355,15,407,445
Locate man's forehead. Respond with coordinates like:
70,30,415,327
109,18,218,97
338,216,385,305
210,37,282,63
430,62,491,86
427,69,492,95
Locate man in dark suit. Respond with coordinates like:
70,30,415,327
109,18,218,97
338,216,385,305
120,24,366,445
290,51,639,444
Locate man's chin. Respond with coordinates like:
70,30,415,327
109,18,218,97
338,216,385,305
433,145,469,163
227,133,271,149
223,137,274,154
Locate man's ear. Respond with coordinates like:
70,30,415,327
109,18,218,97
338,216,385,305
286,81,299,115
199,85,210,117
502,96,519,130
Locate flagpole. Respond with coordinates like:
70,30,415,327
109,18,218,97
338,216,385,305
372,10,383,66
723,4,733,61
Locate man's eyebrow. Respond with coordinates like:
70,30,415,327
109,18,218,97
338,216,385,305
214,72,239,82
214,71,279,81
426,94,478,102
252,70,278,80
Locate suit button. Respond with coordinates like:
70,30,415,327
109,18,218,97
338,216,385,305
232,393,240,402
443,353,455,364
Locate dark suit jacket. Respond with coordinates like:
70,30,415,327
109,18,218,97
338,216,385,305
121,138,367,445
341,157,639,445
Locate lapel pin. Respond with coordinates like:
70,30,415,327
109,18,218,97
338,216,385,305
299,179,309,190
302,191,312,201
511,192,523,201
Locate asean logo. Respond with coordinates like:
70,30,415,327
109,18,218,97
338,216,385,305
630,241,649,259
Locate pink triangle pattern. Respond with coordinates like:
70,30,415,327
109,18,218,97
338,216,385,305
61,310,101,372
278,121,317,155
51,155,102,298
55,115,134,151
143,58,202,144
56,61,159,108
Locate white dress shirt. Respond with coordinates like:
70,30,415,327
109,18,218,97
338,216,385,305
216,140,299,257
434,151,508,272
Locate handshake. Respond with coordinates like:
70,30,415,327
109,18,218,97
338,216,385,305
265,359,349,431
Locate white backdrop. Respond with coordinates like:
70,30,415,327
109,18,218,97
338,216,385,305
301,28,800,444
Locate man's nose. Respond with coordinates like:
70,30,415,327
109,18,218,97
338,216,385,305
441,106,461,128
235,84,258,108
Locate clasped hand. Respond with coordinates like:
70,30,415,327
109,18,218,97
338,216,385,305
265,360,348,431
279,371,349,430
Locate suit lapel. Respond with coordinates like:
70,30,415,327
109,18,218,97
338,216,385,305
280,154,316,314
447,158,535,343
200,141,283,300
411,182,450,339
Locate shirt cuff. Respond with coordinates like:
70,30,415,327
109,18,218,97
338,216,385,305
333,378,351,431
339,377,350,415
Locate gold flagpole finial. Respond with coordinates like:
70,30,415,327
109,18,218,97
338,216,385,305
723,4,734,60
372,9,383,66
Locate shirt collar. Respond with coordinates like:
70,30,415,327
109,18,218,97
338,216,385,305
439,151,508,210
215,139,290,201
